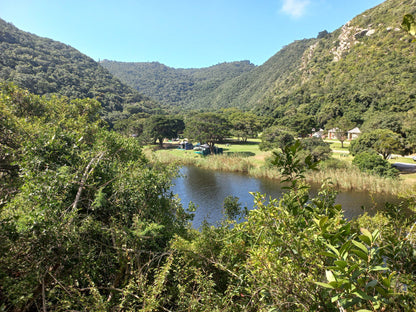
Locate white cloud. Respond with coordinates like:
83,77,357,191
280,0,311,18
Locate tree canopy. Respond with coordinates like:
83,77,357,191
184,112,231,152
349,128,405,159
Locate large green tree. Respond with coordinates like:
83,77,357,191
349,129,405,159
227,110,262,142
184,112,230,153
144,115,185,146
259,126,295,151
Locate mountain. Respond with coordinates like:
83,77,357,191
0,18,159,120
102,0,416,131
100,60,256,111
253,0,416,127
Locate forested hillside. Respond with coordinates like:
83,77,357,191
102,0,416,133
256,0,416,126
100,60,255,111
0,18,160,122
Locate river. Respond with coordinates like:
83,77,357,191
171,166,399,228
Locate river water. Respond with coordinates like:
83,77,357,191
171,166,398,228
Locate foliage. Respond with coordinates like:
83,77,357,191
0,84,192,311
299,137,332,163
166,142,415,311
184,112,231,153
2,88,415,310
143,114,185,146
102,0,416,143
222,195,245,220
259,126,295,151
101,60,256,112
402,13,416,36
225,109,263,142
275,112,317,138
352,151,400,178
0,18,159,123
349,129,405,159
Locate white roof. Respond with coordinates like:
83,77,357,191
348,127,361,134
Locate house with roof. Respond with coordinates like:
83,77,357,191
347,127,361,140
327,128,339,140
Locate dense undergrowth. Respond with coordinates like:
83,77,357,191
1,84,416,311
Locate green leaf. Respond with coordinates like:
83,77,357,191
319,216,328,229
315,281,335,289
358,234,371,246
360,228,372,239
325,243,340,258
334,260,348,270
326,270,336,282
353,289,373,300
330,294,339,303
352,240,368,254
321,251,338,258
366,280,378,288
351,248,368,261
371,229,380,241
370,266,387,272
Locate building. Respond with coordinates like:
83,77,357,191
347,127,361,140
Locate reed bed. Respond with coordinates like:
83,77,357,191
147,148,410,196
305,168,404,195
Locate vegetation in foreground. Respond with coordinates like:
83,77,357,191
1,84,416,311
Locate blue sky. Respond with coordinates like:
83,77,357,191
0,0,385,68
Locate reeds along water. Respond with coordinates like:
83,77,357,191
305,168,403,195
149,150,406,195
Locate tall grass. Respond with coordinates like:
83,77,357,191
305,167,403,194
147,148,409,195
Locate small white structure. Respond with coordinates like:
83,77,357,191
347,127,361,140
312,129,325,138
327,128,339,140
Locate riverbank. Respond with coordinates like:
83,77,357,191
145,141,413,196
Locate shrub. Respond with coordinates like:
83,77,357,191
352,151,399,178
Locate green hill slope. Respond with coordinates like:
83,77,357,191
102,0,416,132
0,18,159,120
100,60,256,111
254,0,416,128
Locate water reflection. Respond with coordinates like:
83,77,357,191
171,166,398,228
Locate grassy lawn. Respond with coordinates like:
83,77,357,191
388,156,416,164
325,139,350,151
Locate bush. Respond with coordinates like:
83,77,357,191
352,151,399,178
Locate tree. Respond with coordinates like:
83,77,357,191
326,116,355,148
402,13,416,37
299,137,332,163
227,110,262,142
259,126,295,151
0,85,191,310
349,129,405,159
145,115,185,146
276,113,316,138
184,112,230,153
